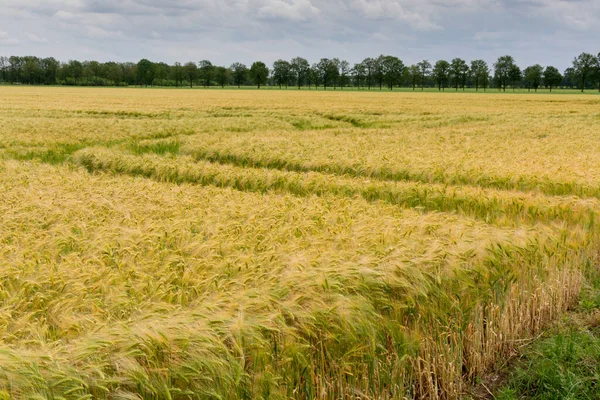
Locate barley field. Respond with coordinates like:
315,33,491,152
1,87,600,399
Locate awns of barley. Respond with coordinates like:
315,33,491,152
73,147,600,229
65,149,600,398
176,129,600,199
2,88,600,400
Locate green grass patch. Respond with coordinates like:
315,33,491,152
8,143,88,164
142,128,196,140
496,284,600,400
289,118,337,130
497,331,600,400
320,113,375,128
129,139,181,155
75,109,173,119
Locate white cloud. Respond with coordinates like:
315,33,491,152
523,0,600,29
256,0,320,21
26,32,49,43
53,10,76,20
371,32,392,41
349,0,441,29
345,0,498,30
473,31,505,42
85,25,122,39
0,31,20,46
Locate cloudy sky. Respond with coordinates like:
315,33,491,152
1,0,598,70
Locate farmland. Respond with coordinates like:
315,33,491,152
1,87,600,399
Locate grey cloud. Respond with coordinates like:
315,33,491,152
0,0,598,69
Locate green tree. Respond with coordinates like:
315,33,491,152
9,56,23,83
249,61,269,88
307,64,319,89
362,57,376,90
417,60,431,90
572,52,597,92
272,59,292,88
494,55,517,91
563,67,576,89
172,62,183,87
330,58,341,89
215,66,230,88
339,60,351,88
449,58,468,91
230,62,248,88
408,64,420,91
136,59,154,87
597,52,600,92
105,62,123,86
184,62,198,88
401,67,411,88
470,60,489,91
352,62,367,89
0,56,7,82
380,55,405,90
523,64,543,92
316,58,338,89
41,57,59,85
68,60,84,85
509,64,522,91
198,60,213,87
460,65,470,89
543,66,562,92
374,56,385,90
121,62,137,86
84,60,102,81
290,57,310,89
21,56,41,84
153,62,169,86
433,60,450,91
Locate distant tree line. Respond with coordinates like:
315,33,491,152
1,52,599,92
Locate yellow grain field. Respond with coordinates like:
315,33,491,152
1,87,600,399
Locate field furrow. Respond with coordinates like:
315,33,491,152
172,131,600,198
73,147,600,228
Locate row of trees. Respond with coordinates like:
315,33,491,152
1,53,599,92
